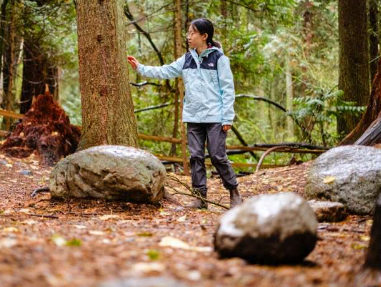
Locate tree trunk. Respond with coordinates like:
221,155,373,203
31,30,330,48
337,0,370,137
369,0,379,83
0,0,9,106
220,0,227,47
170,0,182,156
365,194,381,269
285,55,294,139
20,39,59,114
340,59,381,145
1,0,16,131
172,0,189,175
76,0,138,150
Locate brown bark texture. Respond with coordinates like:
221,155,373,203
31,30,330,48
76,0,138,150
337,0,370,137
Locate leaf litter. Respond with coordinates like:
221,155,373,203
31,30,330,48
0,156,379,287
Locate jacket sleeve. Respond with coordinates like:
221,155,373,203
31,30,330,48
136,54,185,79
217,55,235,125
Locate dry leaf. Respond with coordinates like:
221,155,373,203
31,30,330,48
177,215,187,222
99,215,120,220
74,225,87,230
2,227,19,233
323,176,336,184
131,262,165,273
51,234,67,246
159,236,212,252
0,238,17,248
89,230,105,235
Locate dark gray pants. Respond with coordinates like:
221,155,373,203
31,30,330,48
187,123,238,194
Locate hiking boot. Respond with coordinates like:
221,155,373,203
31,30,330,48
186,198,208,209
229,187,242,208
186,188,208,209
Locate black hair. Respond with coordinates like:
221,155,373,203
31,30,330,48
190,18,221,48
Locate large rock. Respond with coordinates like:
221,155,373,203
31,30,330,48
305,145,381,215
308,200,347,222
50,145,166,203
214,192,318,265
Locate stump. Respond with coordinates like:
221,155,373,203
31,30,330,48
1,90,80,165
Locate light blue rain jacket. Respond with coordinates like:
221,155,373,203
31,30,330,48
136,47,235,125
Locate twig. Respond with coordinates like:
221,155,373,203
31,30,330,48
28,213,59,219
166,185,229,210
166,175,229,209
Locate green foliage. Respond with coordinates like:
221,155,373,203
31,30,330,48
290,88,366,146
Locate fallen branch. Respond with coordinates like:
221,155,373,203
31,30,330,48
27,213,59,219
166,175,229,210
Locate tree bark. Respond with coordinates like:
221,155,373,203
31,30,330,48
170,0,181,156
337,0,370,137
369,0,379,83
340,59,381,145
285,55,294,139
1,0,16,131
76,0,138,150
0,0,9,105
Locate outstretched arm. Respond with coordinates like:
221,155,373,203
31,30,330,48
217,55,235,130
128,55,185,80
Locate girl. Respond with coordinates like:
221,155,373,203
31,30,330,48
128,18,242,209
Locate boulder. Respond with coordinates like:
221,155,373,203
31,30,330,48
305,145,381,214
214,192,318,265
308,200,347,222
50,145,166,203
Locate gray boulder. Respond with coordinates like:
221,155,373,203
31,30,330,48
214,192,318,265
50,145,166,203
308,200,347,222
305,145,381,214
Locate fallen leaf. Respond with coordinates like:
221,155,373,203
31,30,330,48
21,219,37,225
360,236,370,242
89,230,105,235
99,215,120,221
351,243,367,250
323,176,336,184
2,227,19,233
66,238,82,247
177,215,187,222
74,225,87,230
0,238,17,248
51,234,67,246
19,208,30,214
137,232,153,237
159,209,170,216
131,262,165,273
146,249,160,260
159,236,212,252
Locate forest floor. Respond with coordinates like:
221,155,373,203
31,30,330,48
0,153,380,287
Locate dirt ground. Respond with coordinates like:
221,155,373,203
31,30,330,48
0,153,380,287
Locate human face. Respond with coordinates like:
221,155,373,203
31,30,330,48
186,25,208,49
